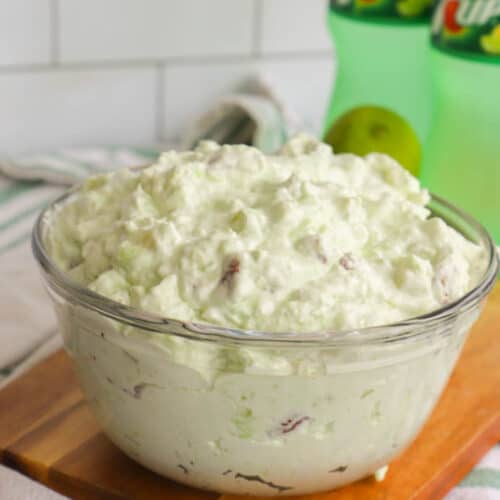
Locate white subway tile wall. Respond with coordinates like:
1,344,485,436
162,61,256,140
59,0,255,62
259,0,331,53
0,68,156,154
0,0,333,153
0,0,52,66
260,57,334,133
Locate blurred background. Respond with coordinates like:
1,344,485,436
0,0,333,154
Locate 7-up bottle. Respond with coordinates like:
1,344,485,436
421,0,500,242
324,0,434,142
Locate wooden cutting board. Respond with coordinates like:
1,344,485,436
1,287,500,500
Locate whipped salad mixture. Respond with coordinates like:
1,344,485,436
46,134,485,332
43,135,488,495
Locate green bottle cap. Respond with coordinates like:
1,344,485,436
329,0,434,24
432,0,500,62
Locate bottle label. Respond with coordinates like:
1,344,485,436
432,0,500,60
329,0,434,23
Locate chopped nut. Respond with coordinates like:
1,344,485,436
339,253,356,270
177,464,189,474
313,236,327,264
317,252,327,264
220,256,240,291
329,465,348,473
280,415,311,434
268,414,312,437
296,234,327,263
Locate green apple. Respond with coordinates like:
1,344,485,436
324,105,421,177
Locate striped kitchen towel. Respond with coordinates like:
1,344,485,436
445,446,500,499
0,146,160,186
0,147,160,387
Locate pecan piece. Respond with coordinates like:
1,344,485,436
339,252,356,271
219,256,240,291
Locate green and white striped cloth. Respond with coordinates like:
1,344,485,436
0,148,499,499
0,146,161,388
445,447,500,499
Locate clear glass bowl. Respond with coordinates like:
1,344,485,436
32,191,498,496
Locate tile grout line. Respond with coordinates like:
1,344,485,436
252,0,263,58
0,51,333,75
49,0,60,65
155,63,165,144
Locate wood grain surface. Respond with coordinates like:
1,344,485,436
1,287,499,500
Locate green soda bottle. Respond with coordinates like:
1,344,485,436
324,0,434,142
421,0,500,242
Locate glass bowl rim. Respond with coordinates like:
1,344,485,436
32,186,499,347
